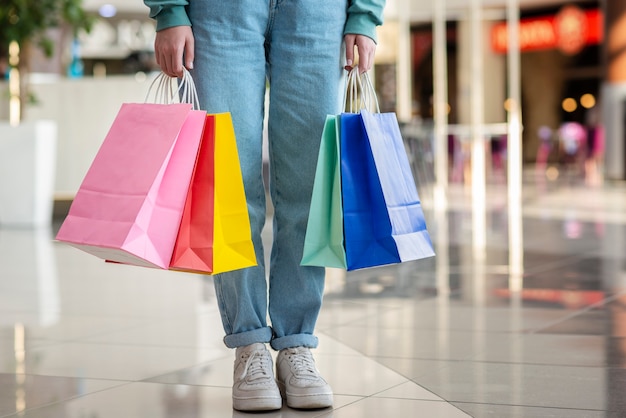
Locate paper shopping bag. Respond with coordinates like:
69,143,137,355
301,115,347,269
301,69,434,271
169,113,256,274
56,103,206,269
211,113,257,274
340,112,402,270
169,114,216,273
360,109,435,262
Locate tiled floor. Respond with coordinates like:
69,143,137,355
1,172,626,417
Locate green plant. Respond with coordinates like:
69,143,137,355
1,0,94,123
0,0,94,59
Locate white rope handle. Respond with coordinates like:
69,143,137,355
343,67,364,113
145,72,174,104
145,68,200,110
360,72,381,114
342,68,380,114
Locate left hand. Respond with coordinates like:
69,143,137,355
344,34,376,74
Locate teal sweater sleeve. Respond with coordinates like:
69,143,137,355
143,0,190,31
345,0,386,43
144,0,385,41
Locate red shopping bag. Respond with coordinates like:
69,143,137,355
169,115,216,273
55,102,206,269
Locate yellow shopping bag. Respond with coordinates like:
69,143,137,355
211,113,257,274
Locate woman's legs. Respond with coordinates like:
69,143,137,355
189,0,347,349
265,0,347,351
188,1,272,348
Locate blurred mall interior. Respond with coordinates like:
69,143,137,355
0,0,625,417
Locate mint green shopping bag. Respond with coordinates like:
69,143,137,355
301,115,347,268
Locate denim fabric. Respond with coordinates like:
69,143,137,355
188,1,347,350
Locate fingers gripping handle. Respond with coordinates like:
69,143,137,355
342,68,381,114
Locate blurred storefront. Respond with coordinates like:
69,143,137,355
3,0,626,195
25,4,158,77
380,1,603,178
491,4,602,164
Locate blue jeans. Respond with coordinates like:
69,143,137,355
188,1,347,350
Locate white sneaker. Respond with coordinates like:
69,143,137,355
232,343,282,411
276,346,333,409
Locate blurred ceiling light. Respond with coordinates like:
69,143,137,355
99,4,117,18
546,166,559,181
562,97,577,113
580,93,596,109
504,98,513,112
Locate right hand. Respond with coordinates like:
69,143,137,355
344,34,377,74
154,26,194,78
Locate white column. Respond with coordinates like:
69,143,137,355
507,0,524,289
470,0,487,264
433,0,450,300
396,0,412,121
433,0,449,192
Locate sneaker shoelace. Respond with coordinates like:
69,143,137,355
240,350,272,382
286,348,318,378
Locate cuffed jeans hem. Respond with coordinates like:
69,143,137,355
270,334,319,351
223,327,273,349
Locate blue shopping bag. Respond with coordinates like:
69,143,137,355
360,109,434,262
302,69,434,271
340,113,402,270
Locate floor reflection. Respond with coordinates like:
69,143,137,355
0,228,60,327
0,176,626,417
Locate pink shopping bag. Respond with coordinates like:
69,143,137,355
56,102,206,269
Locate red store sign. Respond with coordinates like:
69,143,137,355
491,6,603,55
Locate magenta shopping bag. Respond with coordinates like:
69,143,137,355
56,102,206,269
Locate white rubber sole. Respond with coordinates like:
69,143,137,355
278,381,333,409
232,395,282,412
285,393,333,409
